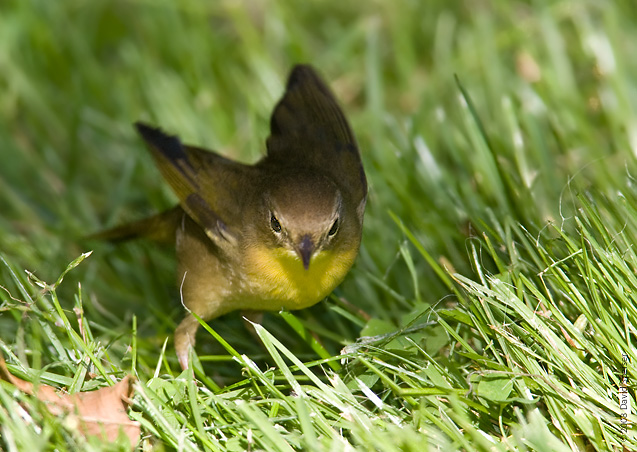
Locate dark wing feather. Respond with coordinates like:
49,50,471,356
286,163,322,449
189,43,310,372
135,122,254,248
264,65,367,210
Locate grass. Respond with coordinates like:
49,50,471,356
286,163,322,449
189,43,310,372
1,0,636,450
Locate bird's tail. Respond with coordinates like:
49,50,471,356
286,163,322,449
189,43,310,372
89,205,184,243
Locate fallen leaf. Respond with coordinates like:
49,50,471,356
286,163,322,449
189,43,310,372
0,357,140,448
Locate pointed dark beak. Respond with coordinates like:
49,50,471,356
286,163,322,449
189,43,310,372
296,235,314,270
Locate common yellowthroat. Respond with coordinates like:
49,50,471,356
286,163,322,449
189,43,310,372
98,65,367,369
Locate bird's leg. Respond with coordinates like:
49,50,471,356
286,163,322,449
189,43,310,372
175,314,200,370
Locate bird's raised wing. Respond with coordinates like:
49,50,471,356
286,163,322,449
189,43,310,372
264,65,367,215
135,122,256,249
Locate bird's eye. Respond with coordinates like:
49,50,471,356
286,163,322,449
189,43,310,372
328,218,339,236
270,214,282,233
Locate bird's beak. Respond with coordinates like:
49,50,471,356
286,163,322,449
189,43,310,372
296,235,315,270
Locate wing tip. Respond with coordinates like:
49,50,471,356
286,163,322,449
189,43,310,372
286,64,325,90
134,122,183,161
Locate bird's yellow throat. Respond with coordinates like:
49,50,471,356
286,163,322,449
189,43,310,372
244,245,358,309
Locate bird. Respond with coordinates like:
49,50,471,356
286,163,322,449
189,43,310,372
96,65,367,369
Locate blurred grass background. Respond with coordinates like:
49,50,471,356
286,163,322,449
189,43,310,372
1,0,637,450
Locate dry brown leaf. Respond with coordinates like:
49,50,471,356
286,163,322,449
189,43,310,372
0,357,141,449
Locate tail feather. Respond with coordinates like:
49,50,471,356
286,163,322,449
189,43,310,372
90,206,184,243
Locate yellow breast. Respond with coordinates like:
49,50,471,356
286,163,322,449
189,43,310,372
242,245,358,310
